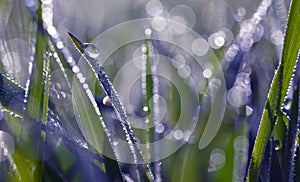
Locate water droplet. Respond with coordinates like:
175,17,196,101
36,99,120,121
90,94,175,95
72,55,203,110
145,28,152,37
143,106,149,112
102,96,111,105
112,139,119,146
72,66,80,73
83,83,89,89
0,107,3,121
208,32,226,49
41,0,52,4
3,148,8,156
145,119,149,124
246,105,253,116
203,69,212,78
60,91,66,99
76,73,86,83
146,170,155,181
47,26,57,37
123,174,135,182
83,43,100,59
141,45,147,53
56,41,64,49
274,139,281,150
283,98,292,111
214,36,225,47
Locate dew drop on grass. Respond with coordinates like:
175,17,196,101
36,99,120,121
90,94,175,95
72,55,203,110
83,83,89,89
0,108,3,121
203,68,212,78
274,139,281,150
83,43,100,59
246,105,253,116
283,98,292,111
145,28,152,37
0,130,15,162
123,174,135,182
60,91,66,99
72,66,80,73
141,45,147,53
112,139,119,146
143,106,149,112
146,170,155,181
56,41,64,49
102,96,111,105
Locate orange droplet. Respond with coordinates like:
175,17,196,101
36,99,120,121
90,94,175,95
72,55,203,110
102,96,110,105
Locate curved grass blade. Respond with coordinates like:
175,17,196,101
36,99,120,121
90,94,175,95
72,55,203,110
17,7,50,180
68,32,154,181
247,0,300,181
0,72,109,181
47,42,109,175
33,0,110,176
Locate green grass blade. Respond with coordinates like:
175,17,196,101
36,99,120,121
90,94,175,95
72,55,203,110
46,29,109,176
25,29,47,120
68,32,155,181
48,42,108,174
42,54,51,127
17,4,50,180
71,75,105,158
283,79,300,181
247,0,300,181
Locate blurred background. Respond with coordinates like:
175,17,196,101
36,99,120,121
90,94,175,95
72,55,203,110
0,0,297,181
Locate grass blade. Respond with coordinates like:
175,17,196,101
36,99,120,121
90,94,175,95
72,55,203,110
283,75,300,181
247,0,300,181
0,74,25,114
68,32,154,181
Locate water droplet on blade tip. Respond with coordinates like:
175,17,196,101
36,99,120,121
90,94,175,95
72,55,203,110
83,43,100,59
